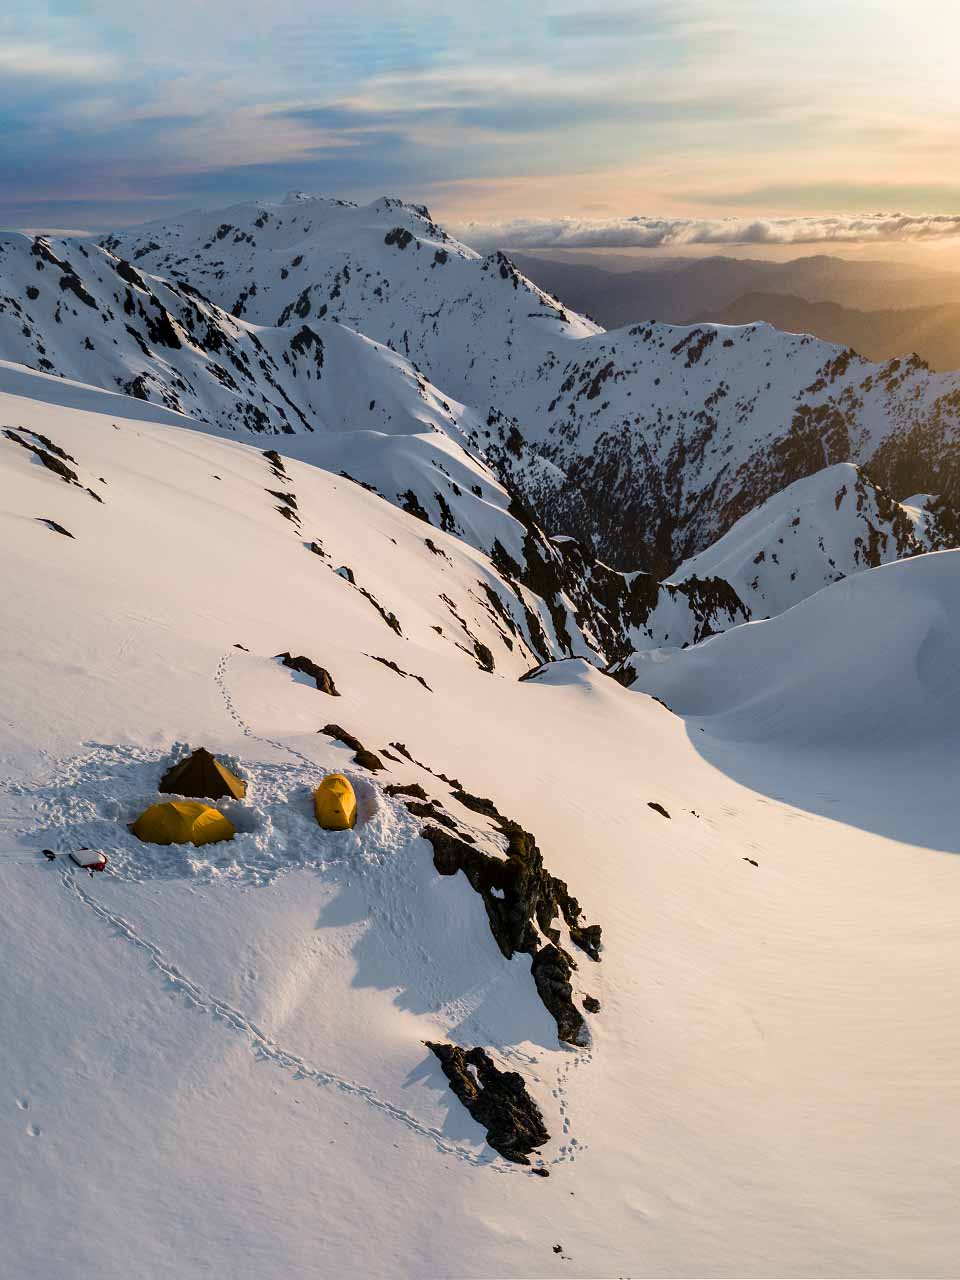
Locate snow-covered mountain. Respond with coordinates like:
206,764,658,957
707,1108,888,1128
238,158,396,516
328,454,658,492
4,354,960,1277
103,195,960,573
0,231,751,663
664,462,949,622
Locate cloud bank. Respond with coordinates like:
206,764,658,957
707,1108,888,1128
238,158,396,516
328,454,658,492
452,212,960,251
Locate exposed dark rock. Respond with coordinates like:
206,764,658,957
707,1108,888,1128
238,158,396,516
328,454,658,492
233,643,249,651
399,489,431,523
425,1042,549,1165
388,742,463,789
405,799,461,830
262,448,287,481
36,517,73,538
384,782,428,800
4,428,79,484
421,818,599,1044
743,857,759,867
320,723,383,771
473,639,495,672
532,1167,550,1177
355,584,402,635
531,944,584,1045
647,802,671,819
582,994,601,1014
276,652,339,696
266,488,297,508
367,654,431,690
384,227,414,250
450,788,508,825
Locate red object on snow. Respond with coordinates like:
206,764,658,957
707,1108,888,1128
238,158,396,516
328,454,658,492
69,849,108,872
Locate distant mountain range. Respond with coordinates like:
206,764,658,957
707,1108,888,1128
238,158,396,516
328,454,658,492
698,292,960,372
511,252,960,371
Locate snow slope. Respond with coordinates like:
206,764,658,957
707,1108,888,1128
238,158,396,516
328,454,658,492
631,548,960,745
102,197,960,571
3,382,960,1277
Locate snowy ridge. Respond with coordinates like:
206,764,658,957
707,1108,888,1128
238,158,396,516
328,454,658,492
102,198,960,573
665,462,947,621
0,232,749,665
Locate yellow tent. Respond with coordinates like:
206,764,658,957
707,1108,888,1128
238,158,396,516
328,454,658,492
132,800,236,847
313,774,357,830
158,747,246,801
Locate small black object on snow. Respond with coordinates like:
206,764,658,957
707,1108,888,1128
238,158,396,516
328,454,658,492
647,802,671,819
42,849,56,861
743,857,759,867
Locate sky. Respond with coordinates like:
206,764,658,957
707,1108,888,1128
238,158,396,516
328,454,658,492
5,0,960,256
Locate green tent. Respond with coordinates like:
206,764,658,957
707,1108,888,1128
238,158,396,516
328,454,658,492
158,747,247,801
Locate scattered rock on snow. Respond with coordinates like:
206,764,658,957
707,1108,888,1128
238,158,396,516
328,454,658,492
276,652,340,696
36,517,74,538
647,802,671,819
367,654,431,690
425,1042,549,1165
383,782,428,800
320,724,384,772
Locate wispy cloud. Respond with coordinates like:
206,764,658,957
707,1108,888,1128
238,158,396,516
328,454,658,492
0,42,117,82
2,0,960,232
451,212,960,250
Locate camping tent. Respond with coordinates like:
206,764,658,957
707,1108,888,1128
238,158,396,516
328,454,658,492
159,747,246,800
132,801,236,847
313,774,357,830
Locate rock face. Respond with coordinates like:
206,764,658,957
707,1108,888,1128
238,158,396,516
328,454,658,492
422,814,600,1045
425,1042,549,1165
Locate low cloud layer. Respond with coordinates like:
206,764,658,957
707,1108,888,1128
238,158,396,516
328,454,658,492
452,213,960,251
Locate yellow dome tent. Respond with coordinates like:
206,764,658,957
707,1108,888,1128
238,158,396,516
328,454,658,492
313,774,357,830
132,800,236,847
158,747,246,801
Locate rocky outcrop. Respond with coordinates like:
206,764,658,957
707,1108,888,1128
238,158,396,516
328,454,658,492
276,652,339,696
422,814,600,1045
320,724,384,772
426,1042,549,1165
